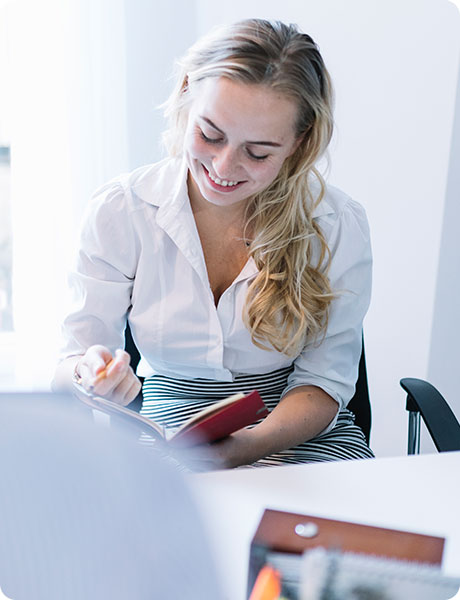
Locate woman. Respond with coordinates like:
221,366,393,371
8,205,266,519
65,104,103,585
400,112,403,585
53,19,373,469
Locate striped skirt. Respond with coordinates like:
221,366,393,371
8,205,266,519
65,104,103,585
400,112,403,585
140,367,374,467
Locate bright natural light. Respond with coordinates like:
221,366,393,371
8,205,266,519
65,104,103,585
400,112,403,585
0,0,130,390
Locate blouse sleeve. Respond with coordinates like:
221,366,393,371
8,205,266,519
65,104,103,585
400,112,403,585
282,195,372,432
59,181,139,359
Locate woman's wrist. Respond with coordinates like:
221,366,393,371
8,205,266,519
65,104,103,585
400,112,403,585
72,360,83,385
224,427,272,468
51,355,84,393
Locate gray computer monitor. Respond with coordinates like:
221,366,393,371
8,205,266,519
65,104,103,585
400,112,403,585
0,391,222,599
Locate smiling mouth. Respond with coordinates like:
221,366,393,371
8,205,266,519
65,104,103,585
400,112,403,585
202,165,245,191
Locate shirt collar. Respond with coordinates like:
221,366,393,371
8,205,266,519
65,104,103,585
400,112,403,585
129,156,189,211
128,157,332,284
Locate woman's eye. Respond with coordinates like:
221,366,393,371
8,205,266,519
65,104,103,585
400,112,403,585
247,148,269,161
199,130,222,144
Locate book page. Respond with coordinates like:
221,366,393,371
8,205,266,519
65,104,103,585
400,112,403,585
73,386,165,438
300,548,460,600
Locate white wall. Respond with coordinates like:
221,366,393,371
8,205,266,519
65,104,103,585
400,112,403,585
192,0,460,456
123,0,198,170
427,47,460,446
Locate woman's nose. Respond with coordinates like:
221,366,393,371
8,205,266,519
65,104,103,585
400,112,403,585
212,145,240,178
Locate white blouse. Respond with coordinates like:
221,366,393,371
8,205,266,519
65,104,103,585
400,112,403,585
62,156,372,416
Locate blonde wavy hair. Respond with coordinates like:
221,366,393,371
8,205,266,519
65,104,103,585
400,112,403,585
163,19,335,356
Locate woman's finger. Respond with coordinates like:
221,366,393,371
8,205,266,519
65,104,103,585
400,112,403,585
91,355,130,396
86,345,113,375
76,346,113,390
77,345,112,384
110,371,142,406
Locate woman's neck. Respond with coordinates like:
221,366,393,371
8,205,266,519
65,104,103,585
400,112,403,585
187,171,248,228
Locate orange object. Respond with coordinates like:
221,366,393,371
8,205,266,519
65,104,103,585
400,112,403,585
249,565,281,600
92,359,115,386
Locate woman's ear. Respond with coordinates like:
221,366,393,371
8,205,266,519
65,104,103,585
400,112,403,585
288,133,305,157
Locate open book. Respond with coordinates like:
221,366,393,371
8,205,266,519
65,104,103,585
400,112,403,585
74,386,268,448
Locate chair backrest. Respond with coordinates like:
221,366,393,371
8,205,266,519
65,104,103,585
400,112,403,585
347,343,371,445
401,377,460,453
125,322,141,371
124,323,143,412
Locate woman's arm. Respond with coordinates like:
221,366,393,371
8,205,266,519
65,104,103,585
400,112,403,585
182,385,338,470
55,182,141,401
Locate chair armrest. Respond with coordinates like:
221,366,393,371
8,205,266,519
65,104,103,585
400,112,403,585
400,378,460,453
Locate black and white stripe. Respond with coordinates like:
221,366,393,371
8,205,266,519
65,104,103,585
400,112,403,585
141,367,374,467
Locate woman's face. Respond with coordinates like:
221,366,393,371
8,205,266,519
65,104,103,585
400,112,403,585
183,77,301,209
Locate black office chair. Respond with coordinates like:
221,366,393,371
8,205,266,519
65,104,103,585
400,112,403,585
346,346,460,455
124,323,144,412
348,352,460,454
400,378,460,454
347,344,371,445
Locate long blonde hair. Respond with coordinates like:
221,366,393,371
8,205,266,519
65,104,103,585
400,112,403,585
163,19,335,356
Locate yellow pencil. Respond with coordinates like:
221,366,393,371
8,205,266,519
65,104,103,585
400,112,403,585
91,359,115,387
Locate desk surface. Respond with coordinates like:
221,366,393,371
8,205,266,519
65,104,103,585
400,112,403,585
188,451,460,600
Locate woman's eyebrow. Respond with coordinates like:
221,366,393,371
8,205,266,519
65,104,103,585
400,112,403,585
199,116,282,147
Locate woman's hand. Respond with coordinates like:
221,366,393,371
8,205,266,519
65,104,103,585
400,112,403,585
75,345,141,406
174,428,258,472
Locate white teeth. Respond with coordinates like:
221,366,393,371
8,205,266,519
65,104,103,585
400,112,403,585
207,171,238,187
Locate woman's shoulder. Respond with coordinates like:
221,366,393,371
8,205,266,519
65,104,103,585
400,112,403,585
310,180,369,242
90,156,185,210
311,180,366,222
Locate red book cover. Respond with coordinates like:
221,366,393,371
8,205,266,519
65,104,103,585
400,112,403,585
170,390,268,447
